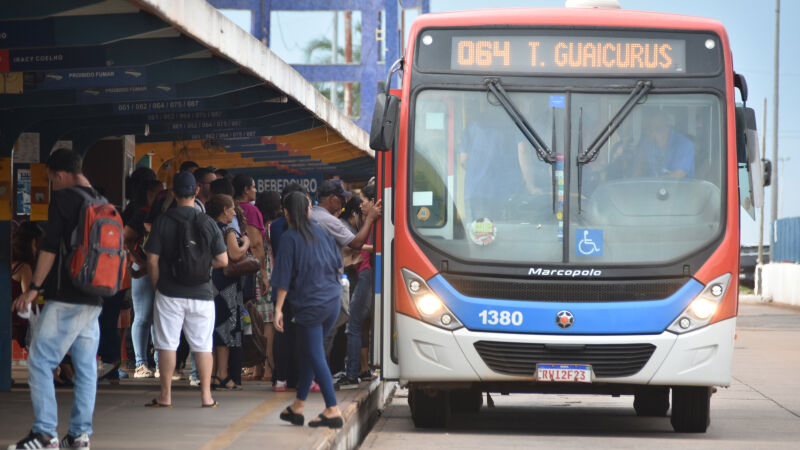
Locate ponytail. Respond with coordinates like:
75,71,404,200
282,191,314,243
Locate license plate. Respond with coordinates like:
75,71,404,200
536,364,592,383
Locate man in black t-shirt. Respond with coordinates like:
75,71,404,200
10,149,102,450
144,171,228,408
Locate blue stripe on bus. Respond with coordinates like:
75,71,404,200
374,254,382,294
427,275,704,335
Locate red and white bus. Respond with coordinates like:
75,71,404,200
369,4,763,432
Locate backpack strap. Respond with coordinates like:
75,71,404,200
161,190,175,213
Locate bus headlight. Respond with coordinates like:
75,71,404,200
402,268,463,331
688,297,718,320
416,294,444,315
668,273,731,334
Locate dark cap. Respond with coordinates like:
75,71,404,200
318,179,352,200
173,171,197,196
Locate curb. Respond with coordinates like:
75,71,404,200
310,379,396,450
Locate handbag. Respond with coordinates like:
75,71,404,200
223,253,260,277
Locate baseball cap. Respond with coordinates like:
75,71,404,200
318,179,352,200
173,171,198,196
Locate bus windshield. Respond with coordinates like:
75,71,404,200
410,89,723,265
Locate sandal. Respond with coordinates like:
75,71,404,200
202,400,219,408
308,413,343,429
211,376,225,390
216,376,243,391
279,406,304,426
144,398,172,408
241,366,258,381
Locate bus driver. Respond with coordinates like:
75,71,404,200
638,109,695,179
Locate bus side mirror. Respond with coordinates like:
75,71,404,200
736,105,762,219
762,158,772,187
369,93,400,152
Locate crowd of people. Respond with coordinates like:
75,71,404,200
8,148,381,448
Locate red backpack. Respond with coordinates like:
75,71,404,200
64,187,127,297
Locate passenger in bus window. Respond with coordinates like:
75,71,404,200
638,109,695,179
458,110,523,220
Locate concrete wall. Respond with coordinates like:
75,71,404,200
758,263,800,307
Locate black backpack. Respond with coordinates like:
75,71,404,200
166,209,213,286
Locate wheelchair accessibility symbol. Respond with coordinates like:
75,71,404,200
576,229,603,257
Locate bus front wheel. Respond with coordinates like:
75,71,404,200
450,388,483,414
670,386,711,433
633,387,670,416
409,387,450,428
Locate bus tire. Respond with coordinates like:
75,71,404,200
670,386,711,433
450,388,483,414
409,388,450,428
633,387,670,417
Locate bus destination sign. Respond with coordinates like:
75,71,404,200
449,36,686,74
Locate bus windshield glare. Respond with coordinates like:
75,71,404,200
410,89,723,264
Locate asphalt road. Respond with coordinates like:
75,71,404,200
363,302,800,449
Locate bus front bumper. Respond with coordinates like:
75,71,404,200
396,313,735,387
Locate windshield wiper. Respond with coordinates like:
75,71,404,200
576,80,652,213
484,78,558,211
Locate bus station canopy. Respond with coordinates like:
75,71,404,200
0,0,374,180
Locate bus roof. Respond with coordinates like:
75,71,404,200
412,8,727,35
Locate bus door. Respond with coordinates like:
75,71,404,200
372,88,401,380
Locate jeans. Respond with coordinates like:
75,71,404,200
296,302,338,407
345,268,372,378
189,353,198,380
28,301,102,437
98,290,125,365
131,271,157,368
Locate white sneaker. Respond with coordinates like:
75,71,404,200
153,369,182,381
59,432,90,448
189,374,200,387
134,365,153,378
273,380,288,392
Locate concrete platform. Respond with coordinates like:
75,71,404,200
0,370,390,450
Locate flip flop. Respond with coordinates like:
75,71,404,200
308,413,343,429
202,401,219,408
279,406,304,426
144,398,172,408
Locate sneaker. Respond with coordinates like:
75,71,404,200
97,362,116,380
154,369,159,378
358,369,376,381
309,381,322,393
334,376,360,391
189,374,200,387
134,365,153,379
59,433,89,448
332,371,346,382
8,430,58,449
117,369,129,380
273,380,288,392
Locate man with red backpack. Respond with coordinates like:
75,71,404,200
10,148,124,449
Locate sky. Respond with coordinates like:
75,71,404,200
222,0,799,245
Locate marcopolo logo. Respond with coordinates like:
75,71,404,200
528,267,602,277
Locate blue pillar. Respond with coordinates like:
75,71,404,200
210,0,403,131
0,132,17,391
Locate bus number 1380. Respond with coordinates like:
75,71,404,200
479,309,523,326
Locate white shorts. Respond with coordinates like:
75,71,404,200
153,291,215,353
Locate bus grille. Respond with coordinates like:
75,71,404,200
473,341,656,378
442,274,690,302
